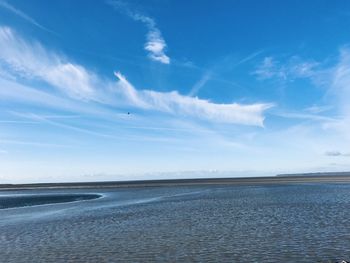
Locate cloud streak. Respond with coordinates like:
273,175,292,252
188,71,212,97
108,1,170,64
0,1,55,34
273,111,337,122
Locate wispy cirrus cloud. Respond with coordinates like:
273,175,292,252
107,0,170,64
114,72,273,126
253,49,350,143
253,57,281,79
253,56,319,80
321,48,350,140
0,25,272,126
0,0,55,34
0,26,97,100
330,48,350,115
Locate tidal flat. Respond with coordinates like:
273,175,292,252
1,177,350,262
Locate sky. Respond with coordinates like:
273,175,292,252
0,0,350,183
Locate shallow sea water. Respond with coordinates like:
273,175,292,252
1,183,350,262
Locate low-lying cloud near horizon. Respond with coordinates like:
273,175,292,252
0,26,272,126
325,151,350,157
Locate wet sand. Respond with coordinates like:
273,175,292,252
0,194,102,209
1,183,350,262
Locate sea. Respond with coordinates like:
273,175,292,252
1,183,350,262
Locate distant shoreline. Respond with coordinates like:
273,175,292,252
277,171,350,177
1,173,350,191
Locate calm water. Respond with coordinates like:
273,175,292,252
1,183,350,262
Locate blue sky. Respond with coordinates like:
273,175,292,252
0,0,350,183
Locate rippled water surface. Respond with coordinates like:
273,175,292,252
1,183,350,262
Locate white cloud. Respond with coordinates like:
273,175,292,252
114,72,273,126
0,26,96,100
44,63,96,100
108,1,170,64
144,28,170,64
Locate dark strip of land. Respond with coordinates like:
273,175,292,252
1,173,350,191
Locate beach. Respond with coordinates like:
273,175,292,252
1,176,350,262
